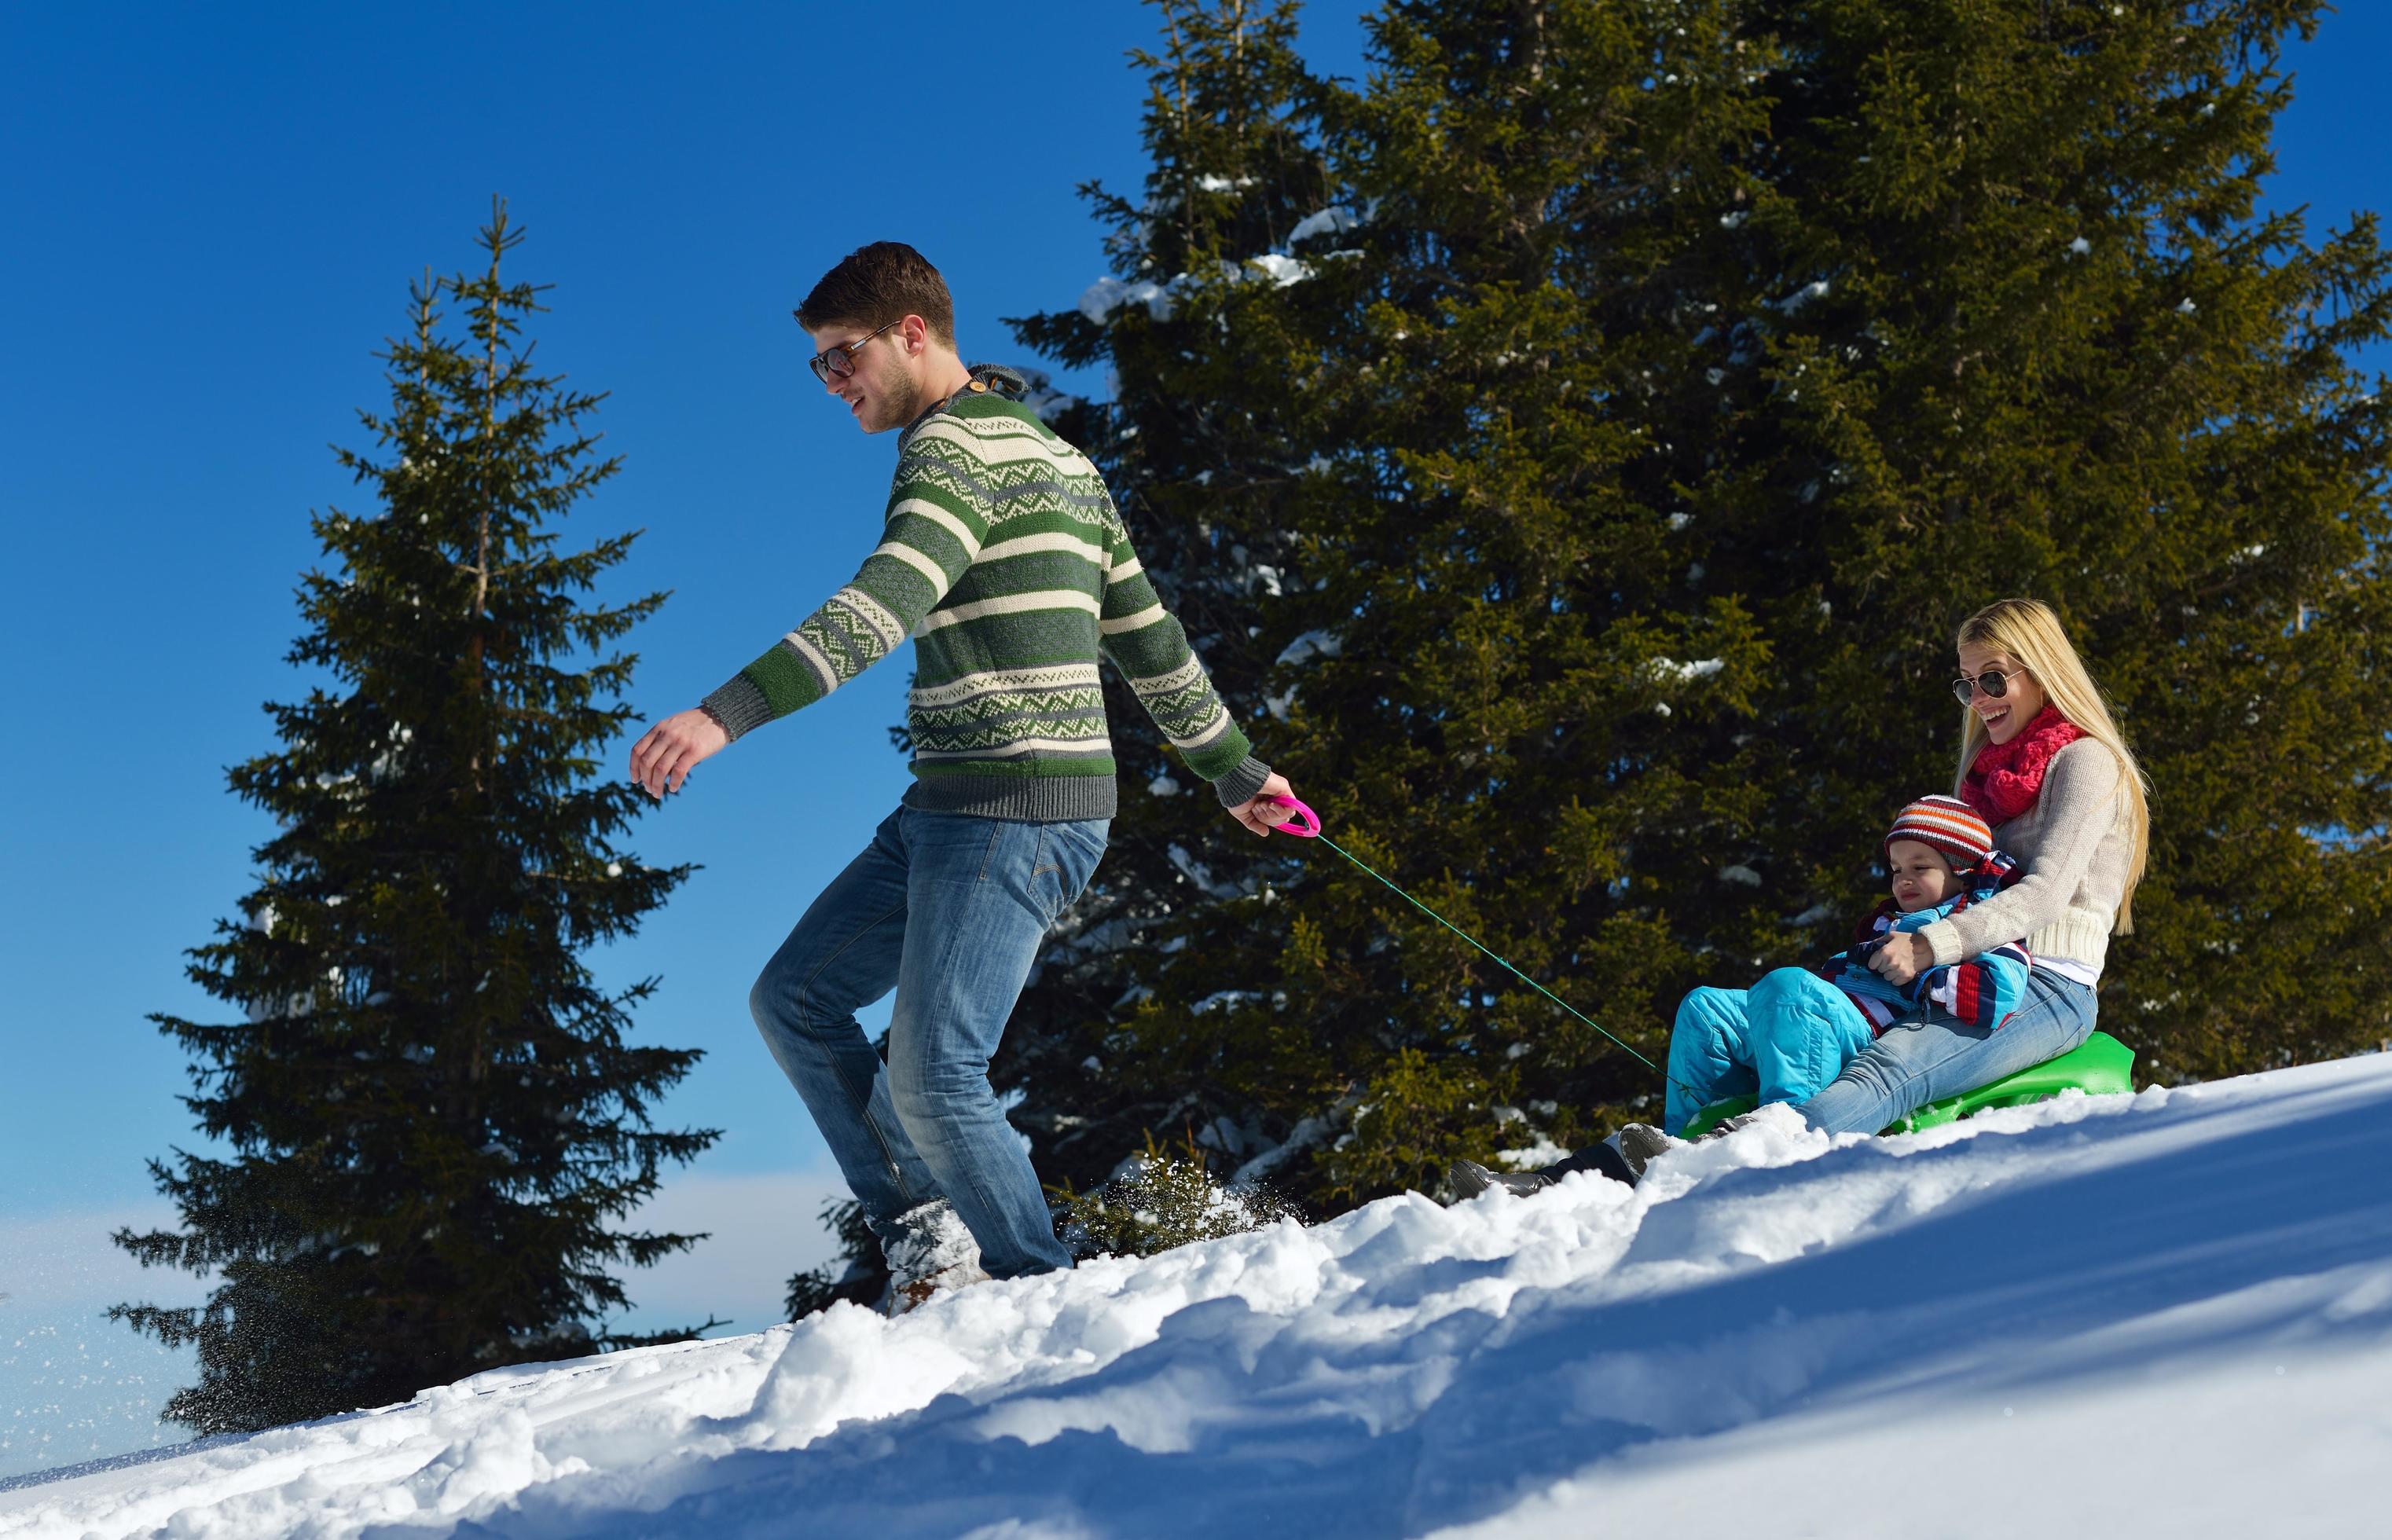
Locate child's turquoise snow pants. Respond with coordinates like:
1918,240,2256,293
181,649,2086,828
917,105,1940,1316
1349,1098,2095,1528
1664,968,1877,1136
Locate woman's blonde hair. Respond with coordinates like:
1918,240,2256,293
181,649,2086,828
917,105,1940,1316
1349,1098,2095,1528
1954,597,2151,932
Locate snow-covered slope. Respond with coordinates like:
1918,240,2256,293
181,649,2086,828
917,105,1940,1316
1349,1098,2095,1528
7,1054,2390,1539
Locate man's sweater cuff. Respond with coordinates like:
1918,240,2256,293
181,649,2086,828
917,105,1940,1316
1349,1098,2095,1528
1213,754,1272,810
699,674,776,742
1919,919,1965,968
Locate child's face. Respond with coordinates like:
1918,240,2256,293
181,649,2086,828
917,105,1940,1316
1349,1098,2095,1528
1887,839,1963,913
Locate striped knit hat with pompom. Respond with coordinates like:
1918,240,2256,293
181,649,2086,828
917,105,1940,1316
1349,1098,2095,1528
1885,794,1993,871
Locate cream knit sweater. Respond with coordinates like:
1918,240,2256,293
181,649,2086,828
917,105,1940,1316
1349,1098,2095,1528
1918,739,2134,979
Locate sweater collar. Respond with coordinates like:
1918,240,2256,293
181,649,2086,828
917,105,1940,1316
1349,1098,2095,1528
903,363,1029,436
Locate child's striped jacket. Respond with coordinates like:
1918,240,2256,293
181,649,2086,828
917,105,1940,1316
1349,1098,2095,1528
1819,852,2034,1033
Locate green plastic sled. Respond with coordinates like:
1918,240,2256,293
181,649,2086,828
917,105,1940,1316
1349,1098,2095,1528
1677,1030,2136,1139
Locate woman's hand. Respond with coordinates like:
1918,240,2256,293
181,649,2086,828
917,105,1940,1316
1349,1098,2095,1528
1869,932,1933,987
629,709,730,799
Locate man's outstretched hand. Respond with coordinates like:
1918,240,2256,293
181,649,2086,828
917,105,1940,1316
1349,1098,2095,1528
1228,772,1301,837
629,709,729,800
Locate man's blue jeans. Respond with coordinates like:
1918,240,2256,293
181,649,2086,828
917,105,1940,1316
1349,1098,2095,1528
1796,967,2100,1135
750,806,1108,1279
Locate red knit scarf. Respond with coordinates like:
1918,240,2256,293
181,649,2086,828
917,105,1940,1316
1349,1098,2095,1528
1960,706,2084,823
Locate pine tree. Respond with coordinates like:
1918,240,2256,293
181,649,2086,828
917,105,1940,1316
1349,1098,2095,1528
1003,0,1789,1214
996,0,1353,1197
112,202,721,1434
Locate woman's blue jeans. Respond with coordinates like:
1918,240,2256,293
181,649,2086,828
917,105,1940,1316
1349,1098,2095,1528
749,806,1108,1279
1795,967,2100,1136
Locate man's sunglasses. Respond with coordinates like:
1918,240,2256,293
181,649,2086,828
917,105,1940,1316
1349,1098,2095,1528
806,317,902,383
1950,666,2030,705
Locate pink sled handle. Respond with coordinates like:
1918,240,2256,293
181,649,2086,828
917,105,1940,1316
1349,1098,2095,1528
1264,793,1321,838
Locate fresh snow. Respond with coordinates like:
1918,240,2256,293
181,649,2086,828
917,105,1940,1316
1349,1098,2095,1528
1647,655,1724,684
1275,629,1344,668
1243,253,1314,288
1288,206,1362,244
1078,252,1319,325
1078,274,1176,324
6,1053,2390,1538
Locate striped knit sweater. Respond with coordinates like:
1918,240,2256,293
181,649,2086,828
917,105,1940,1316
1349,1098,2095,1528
701,371,1269,822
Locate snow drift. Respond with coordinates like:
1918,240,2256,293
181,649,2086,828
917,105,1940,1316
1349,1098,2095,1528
6,1052,2390,1538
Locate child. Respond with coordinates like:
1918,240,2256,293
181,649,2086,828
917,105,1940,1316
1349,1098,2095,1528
1450,796,2032,1198
1658,794,2034,1138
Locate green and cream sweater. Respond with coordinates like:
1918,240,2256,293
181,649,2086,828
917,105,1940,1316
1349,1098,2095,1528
702,373,1269,822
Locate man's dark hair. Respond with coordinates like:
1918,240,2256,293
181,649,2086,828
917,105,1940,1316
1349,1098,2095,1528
794,242,956,345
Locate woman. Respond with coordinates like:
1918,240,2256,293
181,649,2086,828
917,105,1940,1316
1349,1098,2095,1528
1789,595,2149,1138
1455,596,2151,1194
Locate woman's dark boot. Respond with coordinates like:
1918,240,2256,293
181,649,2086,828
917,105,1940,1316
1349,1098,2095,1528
1539,1141,1641,1186
1615,1123,1680,1179
1447,1160,1554,1201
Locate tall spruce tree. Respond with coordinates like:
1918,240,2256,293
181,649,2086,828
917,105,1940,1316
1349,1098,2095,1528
997,0,1352,1197
795,0,2392,1298
112,203,721,1434
1002,0,1791,1212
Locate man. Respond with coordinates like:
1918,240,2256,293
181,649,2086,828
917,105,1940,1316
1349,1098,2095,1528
629,241,1296,1304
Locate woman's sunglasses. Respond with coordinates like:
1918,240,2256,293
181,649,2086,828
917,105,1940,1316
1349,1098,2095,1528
805,317,902,383
1950,666,2030,705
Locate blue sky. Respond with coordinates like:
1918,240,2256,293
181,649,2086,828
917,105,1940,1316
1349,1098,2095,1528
2,0,2383,1480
